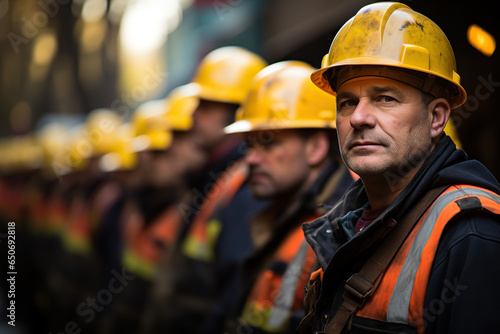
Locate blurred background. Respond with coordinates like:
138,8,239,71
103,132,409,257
0,0,499,333
0,0,499,176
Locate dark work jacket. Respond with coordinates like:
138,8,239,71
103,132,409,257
221,161,354,334
141,160,268,334
300,136,500,333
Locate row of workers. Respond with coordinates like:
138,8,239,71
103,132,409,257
2,2,496,334
0,45,352,333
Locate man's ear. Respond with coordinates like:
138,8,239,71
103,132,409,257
429,98,451,140
305,131,330,166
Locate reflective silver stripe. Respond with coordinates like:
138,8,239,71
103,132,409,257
386,187,500,323
267,240,310,329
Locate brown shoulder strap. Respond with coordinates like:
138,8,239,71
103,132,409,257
325,185,449,334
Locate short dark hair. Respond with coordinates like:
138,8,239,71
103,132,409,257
296,128,339,158
420,90,436,110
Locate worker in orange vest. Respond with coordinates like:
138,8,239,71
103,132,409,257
298,3,500,334
180,46,268,224
142,46,268,334
47,110,128,333
93,84,205,334
213,60,353,334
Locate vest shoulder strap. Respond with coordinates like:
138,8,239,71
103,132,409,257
325,185,449,334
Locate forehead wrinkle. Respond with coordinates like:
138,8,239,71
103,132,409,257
370,85,402,95
338,83,404,99
336,90,357,101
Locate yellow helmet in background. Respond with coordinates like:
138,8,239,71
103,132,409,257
444,120,462,149
98,124,137,173
18,136,43,172
0,136,43,174
0,140,11,175
131,99,173,152
36,123,68,173
64,125,93,174
164,83,199,131
85,108,125,156
0,139,16,175
311,2,467,109
192,46,268,104
225,61,336,134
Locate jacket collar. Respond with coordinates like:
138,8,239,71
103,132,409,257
303,135,500,268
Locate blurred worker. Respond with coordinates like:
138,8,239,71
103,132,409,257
141,46,267,334
44,109,126,333
26,123,74,333
0,134,46,333
214,61,353,334
297,3,500,334
95,84,204,334
182,46,268,223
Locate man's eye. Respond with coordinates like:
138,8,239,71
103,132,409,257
245,137,276,150
244,140,254,149
379,95,396,103
260,140,277,150
339,99,358,108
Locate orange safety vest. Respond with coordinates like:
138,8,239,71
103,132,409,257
120,200,184,280
62,193,92,254
353,184,500,332
44,195,66,235
62,181,122,255
240,221,318,332
181,159,248,261
0,179,23,222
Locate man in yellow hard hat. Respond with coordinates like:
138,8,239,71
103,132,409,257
182,46,268,223
141,47,269,334
217,61,353,334
298,3,500,334
92,84,205,334
187,61,352,334
43,109,128,333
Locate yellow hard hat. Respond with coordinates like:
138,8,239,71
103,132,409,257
4,136,43,173
63,125,92,174
311,2,467,109
192,46,268,104
36,123,68,171
0,139,17,175
0,139,16,174
85,108,125,156
98,124,137,173
444,120,462,149
225,61,336,134
163,83,199,131
131,99,172,152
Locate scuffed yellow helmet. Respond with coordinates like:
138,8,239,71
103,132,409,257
192,46,268,104
225,61,336,134
311,2,467,109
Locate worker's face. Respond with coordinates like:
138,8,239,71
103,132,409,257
148,131,206,187
192,99,234,151
335,77,433,180
244,130,311,199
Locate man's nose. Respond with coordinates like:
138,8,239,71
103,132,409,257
349,99,377,129
245,146,262,165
